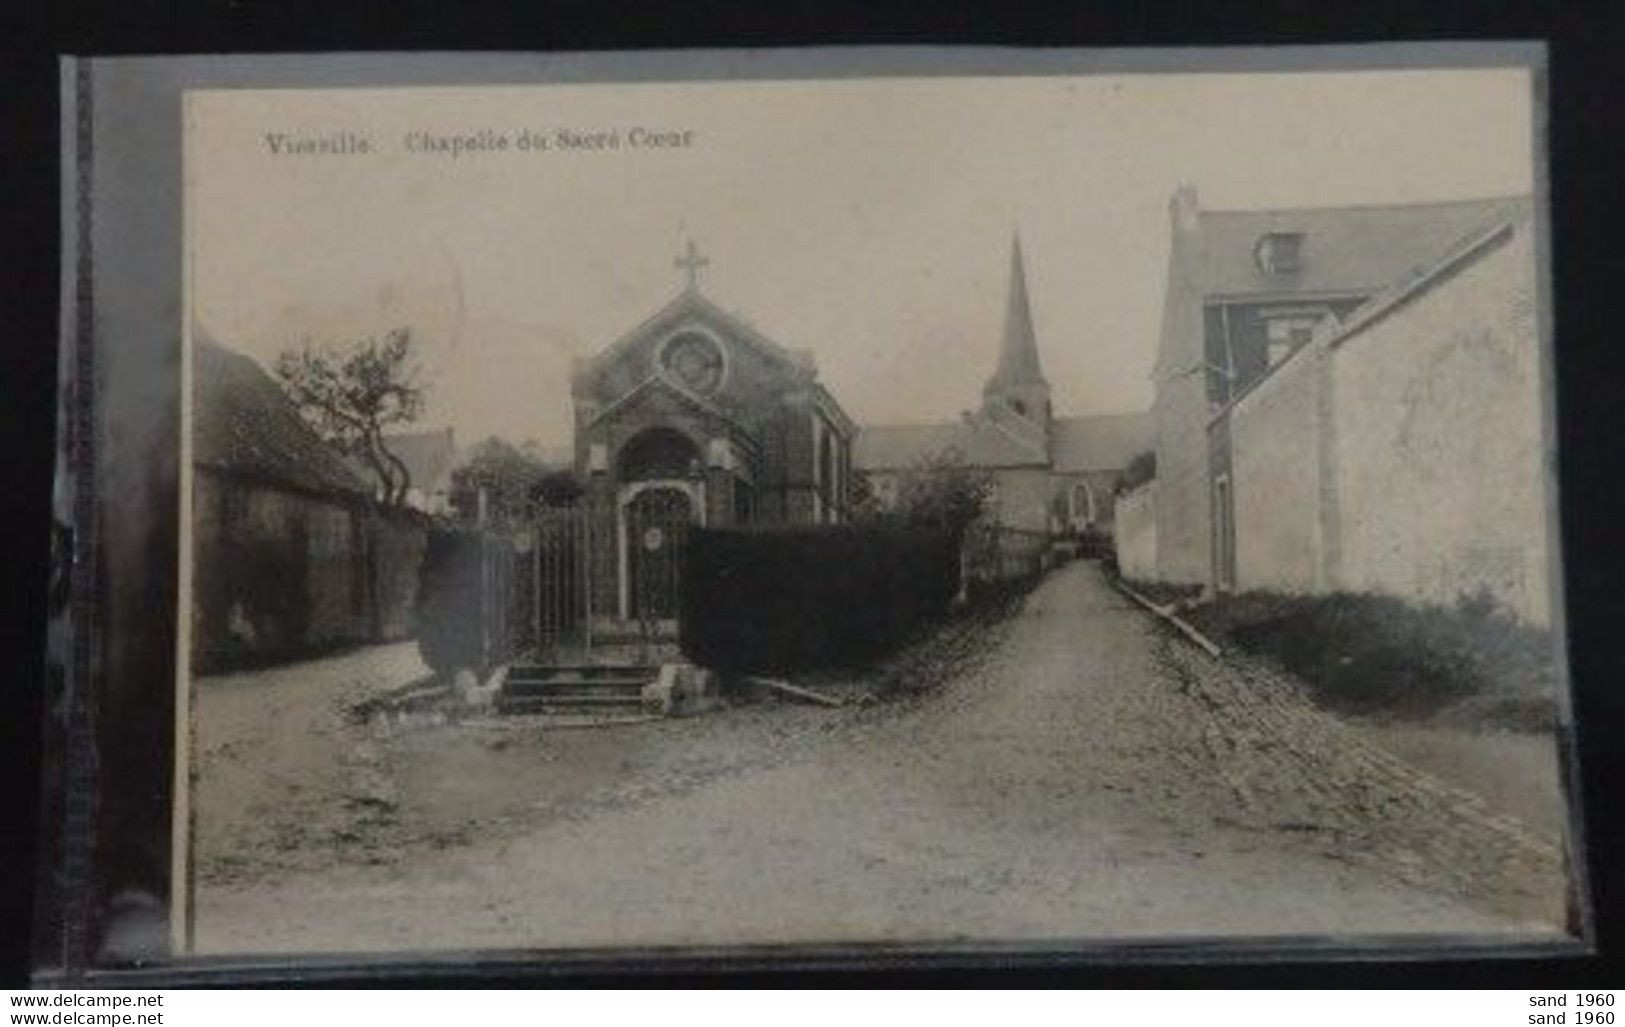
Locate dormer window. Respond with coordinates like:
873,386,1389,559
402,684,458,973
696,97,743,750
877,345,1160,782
1254,231,1304,276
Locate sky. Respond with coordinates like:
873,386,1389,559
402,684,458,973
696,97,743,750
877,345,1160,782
187,66,1535,448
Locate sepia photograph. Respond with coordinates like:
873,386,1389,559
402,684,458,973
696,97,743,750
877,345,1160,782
174,57,1579,957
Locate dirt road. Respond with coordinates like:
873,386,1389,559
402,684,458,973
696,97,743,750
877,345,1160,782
194,561,1564,954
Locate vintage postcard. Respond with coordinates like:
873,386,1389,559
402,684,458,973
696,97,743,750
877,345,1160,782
170,55,1580,959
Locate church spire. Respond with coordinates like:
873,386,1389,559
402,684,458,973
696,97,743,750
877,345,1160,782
982,232,1051,426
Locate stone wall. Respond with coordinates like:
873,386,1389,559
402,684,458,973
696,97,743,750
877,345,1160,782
192,469,427,671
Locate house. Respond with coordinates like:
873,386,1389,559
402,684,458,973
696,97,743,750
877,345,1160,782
191,334,428,669
855,236,1151,538
376,427,459,514
1134,187,1550,624
1147,186,1531,587
569,247,857,627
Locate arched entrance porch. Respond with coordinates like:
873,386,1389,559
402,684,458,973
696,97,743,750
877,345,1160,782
614,428,705,624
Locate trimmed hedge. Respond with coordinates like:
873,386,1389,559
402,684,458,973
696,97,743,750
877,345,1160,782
680,524,960,674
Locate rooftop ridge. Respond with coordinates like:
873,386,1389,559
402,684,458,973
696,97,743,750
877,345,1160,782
1199,192,1529,219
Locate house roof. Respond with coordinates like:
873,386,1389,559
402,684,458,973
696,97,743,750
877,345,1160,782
1194,195,1530,300
1208,206,1534,430
1051,412,1153,473
192,334,372,497
374,427,458,494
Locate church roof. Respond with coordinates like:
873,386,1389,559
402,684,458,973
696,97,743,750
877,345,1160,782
857,410,1152,475
1051,412,1152,473
984,234,1047,394
192,333,372,498
855,415,1047,472
1192,195,1529,299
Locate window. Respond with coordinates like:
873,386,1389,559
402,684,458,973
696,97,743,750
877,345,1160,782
1254,231,1304,275
1071,481,1096,525
659,330,726,396
1264,313,1321,366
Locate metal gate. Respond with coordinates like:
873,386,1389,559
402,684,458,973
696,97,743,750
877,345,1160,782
530,505,592,654
623,486,695,628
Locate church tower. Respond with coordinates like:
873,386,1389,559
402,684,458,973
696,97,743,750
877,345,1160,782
982,233,1052,433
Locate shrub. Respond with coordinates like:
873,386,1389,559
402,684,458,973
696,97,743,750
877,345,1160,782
416,527,512,677
680,524,960,674
1116,450,1155,494
1184,589,1560,727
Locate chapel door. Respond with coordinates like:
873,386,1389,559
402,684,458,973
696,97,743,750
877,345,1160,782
625,487,695,622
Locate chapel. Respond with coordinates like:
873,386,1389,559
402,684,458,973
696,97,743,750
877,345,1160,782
568,243,857,626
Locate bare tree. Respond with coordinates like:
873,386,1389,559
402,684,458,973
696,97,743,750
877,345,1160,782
274,328,427,506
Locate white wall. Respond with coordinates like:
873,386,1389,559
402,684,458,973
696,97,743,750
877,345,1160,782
1227,339,1326,593
1329,222,1550,624
1115,483,1158,582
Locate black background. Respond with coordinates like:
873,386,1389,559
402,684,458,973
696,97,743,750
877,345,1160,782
3,0,1622,989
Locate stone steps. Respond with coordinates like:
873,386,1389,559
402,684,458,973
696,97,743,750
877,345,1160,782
497,663,661,716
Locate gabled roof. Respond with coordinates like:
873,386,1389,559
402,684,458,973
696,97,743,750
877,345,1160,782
854,415,1048,472
1193,195,1530,300
377,428,458,493
576,286,816,388
585,372,760,456
1208,206,1534,428
1051,413,1152,473
192,333,371,497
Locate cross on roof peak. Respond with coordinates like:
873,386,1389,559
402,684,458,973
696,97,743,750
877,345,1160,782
675,239,710,291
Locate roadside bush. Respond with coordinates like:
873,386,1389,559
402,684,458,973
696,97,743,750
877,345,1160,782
680,524,960,674
1183,589,1560,728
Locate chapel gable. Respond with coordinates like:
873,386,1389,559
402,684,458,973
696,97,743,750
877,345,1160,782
571,290,817,425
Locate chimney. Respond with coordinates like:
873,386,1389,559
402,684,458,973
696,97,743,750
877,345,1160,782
1170,183,1200,233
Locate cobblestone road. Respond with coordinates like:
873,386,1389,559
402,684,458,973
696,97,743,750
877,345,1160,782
195,561,1567,954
